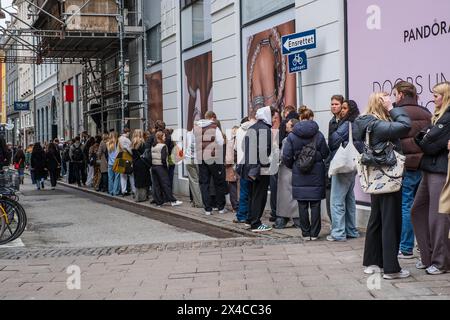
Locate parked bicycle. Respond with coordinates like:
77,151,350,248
0,169,27,245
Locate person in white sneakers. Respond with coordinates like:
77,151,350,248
151,131,182,207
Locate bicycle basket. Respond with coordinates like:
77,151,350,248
0,170,20,191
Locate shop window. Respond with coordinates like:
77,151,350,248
241,0,294,25
147,24,162,63
181,0,211,50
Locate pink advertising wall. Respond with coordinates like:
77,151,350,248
346,0,450,203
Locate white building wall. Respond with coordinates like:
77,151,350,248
295,0,346,136
161,0,187,195
211,0,241,132
296,0,370,227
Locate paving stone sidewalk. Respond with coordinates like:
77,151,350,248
1,237,449,300
59,181,330,240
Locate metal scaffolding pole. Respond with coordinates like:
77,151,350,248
118,0,125,132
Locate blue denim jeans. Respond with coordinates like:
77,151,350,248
108,166,121,196
330,172,359,240
401,170,422,254
236,178,250,222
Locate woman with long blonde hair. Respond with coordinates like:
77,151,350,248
354,92,412,279
412,81,450,275
106,131,120,196
131,129,151,202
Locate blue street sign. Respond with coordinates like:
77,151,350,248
288,51,308,73
282,29,316,55
14,101,30,111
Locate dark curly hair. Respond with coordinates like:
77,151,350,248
343,100,360,122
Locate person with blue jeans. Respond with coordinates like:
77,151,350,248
107,132,121,196
234,116,256,224
327,100,362,242
235,178,250,223
393,81,432,258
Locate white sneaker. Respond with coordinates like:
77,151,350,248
383,269,411,280
426,265,446,275
364,265,383,275
218,208,228,214
212,208,219,212
171,201,183,207
416,260,427,270
204,210,212,216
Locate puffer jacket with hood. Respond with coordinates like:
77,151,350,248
193,119,224,162
353,108,411,157
239,107,273,180
282,120,329,201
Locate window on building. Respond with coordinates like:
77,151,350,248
241,0,294,25
181,0,212,50
146,24,162,63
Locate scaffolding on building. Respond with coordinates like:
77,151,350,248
0,0,147,133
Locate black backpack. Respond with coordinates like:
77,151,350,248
63,147,71,162
72,145,84,162
295,134,318,174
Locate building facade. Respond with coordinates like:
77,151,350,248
15,0,35,147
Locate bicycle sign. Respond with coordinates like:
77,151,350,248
288,51,308,73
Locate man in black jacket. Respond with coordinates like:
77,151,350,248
242,106,275,232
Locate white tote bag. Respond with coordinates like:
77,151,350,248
328,122,359,177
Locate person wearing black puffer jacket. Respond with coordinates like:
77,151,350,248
412,81,450,276
354,92,411,280
282,116,330,241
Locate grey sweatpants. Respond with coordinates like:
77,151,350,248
411,172,450,270
186,162,203,208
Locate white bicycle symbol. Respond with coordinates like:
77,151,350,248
292,54,303,67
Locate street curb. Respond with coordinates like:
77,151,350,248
58,181,275,240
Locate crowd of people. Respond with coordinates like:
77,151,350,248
4,80,449,280
184,80,450,280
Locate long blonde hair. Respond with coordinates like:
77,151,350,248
364,92,391,121
106,132,118,152
132,129,145,149
432,82,450,124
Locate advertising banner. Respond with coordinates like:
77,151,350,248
347,0,450,203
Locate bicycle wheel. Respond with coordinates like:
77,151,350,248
6,198,27,243
0,198,27,245
0,212,5,242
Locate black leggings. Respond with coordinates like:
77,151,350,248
48,168,58,187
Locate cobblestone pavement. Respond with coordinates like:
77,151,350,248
1,237,450,300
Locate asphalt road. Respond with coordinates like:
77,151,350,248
5,179,214,249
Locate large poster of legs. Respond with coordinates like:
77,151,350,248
183,50,213,132
146,71,163,129
246,20,296,119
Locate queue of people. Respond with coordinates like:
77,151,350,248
9,80,449,280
